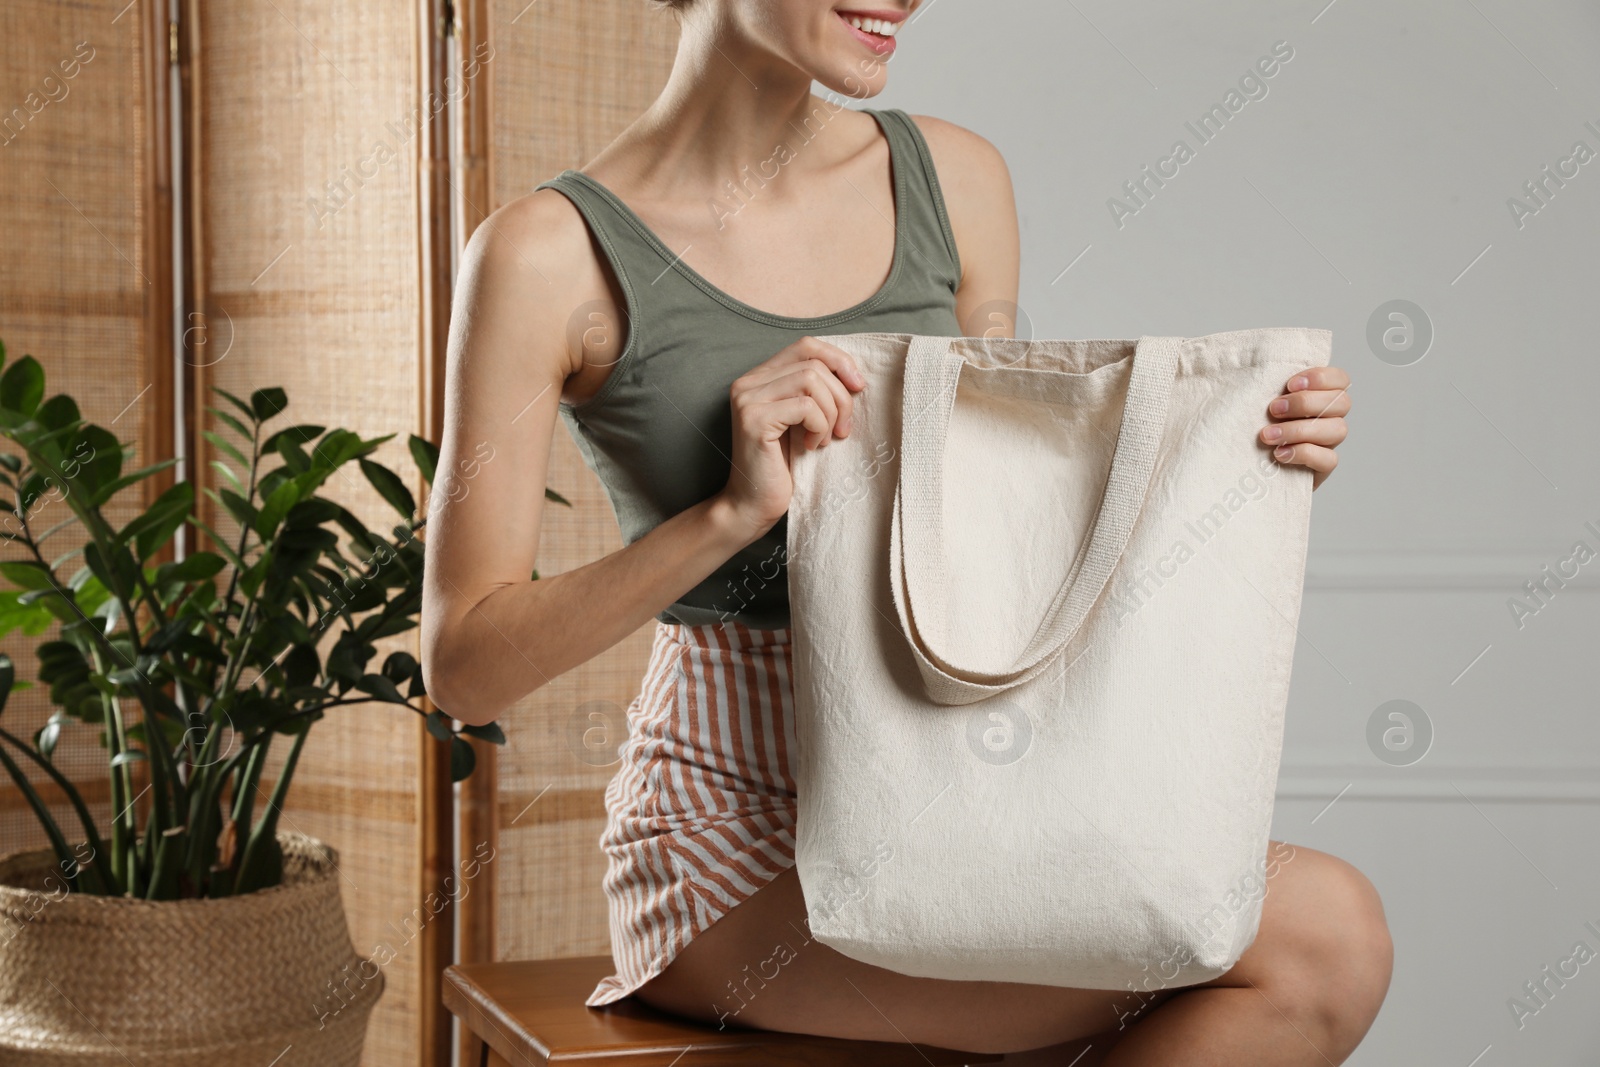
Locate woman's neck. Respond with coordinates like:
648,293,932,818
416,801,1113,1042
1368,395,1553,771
595,17,860,197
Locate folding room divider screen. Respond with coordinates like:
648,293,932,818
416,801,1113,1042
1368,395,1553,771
0,0,173,918
2,2,678,1064
182,1,442,1063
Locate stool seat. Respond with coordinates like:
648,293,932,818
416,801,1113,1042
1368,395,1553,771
443,956,1002,1066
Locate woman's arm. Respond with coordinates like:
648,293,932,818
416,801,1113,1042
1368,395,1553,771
420,191,864,726
420,192,759,726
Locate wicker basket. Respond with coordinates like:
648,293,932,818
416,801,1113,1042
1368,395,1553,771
0,832,383,1066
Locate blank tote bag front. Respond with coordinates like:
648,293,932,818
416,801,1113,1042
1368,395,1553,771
786,328,1330,991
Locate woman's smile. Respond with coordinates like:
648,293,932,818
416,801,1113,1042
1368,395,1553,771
835,7,904,54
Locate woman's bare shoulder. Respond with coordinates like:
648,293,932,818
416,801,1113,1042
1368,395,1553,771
454,186,617,382
902,114,1018,301
462,186,601,292
903,114,1013,199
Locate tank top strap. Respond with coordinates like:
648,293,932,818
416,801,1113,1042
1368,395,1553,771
535,170,680,346
862,107,963,292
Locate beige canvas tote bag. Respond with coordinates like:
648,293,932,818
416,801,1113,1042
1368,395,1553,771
786,328,1330,990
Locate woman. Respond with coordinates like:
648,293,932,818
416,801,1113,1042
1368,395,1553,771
420,1,1389,1062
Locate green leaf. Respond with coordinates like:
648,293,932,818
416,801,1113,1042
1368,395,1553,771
545,487,572,507
324,636,370,686
80,541,122,602
184,514,248,572
201,429,249,468
210,458,244,493
86,457,180,508
424,709,453,743
261,424,325,454
315,428,387,470
381,650,418,684
253,474,305,540
164,551,226,583
282,643,320,689
255,465,292,502
331,503,380,554
284,497,341,529
460,721,506,746
0,560,56,591
211,386,256,424
449,736,476,782
110,749,148,769
0,355,45,416
77,580,111,619
275,434,311,474
365,616,415,640
15,472,49,514
68,425,124,499
216,487,259,531
207,406,253,443
32,394,81,434
359,459,415,519
250,387,288,422
119,480,194,561
356,673,404,704
408,434,439,485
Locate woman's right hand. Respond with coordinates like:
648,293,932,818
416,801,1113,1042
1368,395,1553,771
715,335,867,540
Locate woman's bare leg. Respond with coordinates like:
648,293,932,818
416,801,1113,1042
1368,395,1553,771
635,863,1153,1054
635,841,1392,1063
1100,845,1393,1064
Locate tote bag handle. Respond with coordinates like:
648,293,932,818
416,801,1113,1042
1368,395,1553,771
889,334,1183,706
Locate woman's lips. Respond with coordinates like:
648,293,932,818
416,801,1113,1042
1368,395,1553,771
836,10,899,55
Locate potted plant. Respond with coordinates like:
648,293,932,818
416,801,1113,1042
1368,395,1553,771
0,341,552,1064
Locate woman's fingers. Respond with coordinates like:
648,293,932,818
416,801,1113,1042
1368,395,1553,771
743,359,855,447
1283,365,1350,393
737,336,867,395
1261,415,1347,449
1268,388,1350,420
1270,442,1340,488
1265,364,1352,491
770,394,830,444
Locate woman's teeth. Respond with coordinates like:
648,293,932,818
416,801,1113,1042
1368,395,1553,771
843,14,899,37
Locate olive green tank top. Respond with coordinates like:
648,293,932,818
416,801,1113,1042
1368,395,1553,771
538,107,962,629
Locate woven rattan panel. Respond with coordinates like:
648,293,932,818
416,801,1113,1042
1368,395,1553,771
485,1,678,964
0,4,160,869
190,4,426,1064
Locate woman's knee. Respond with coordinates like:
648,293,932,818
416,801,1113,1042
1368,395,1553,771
1318,857,1393,1038
1267,851,1394,1052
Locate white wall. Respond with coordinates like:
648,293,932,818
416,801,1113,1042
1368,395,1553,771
865,1,1600,1061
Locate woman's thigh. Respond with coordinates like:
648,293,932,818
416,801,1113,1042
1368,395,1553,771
635,840,1380,1058
635,863,1172,1055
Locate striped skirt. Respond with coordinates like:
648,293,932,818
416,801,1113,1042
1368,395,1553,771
587,619,798,1007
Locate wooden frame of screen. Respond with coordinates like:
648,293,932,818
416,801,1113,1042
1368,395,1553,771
138,0,177,514
447,5,501,1066
177,1,461,1062
417,0,459,1063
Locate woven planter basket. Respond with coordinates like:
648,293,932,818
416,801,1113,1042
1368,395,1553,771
0,831,383,1066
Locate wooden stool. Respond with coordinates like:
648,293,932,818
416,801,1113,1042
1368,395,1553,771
443,956,1004,1066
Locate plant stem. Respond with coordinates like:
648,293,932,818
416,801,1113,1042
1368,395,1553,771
0,744,88,893
0,727,111,894
231,728,306,897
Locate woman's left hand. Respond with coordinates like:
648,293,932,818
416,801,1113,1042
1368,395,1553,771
1261,366,1351,490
